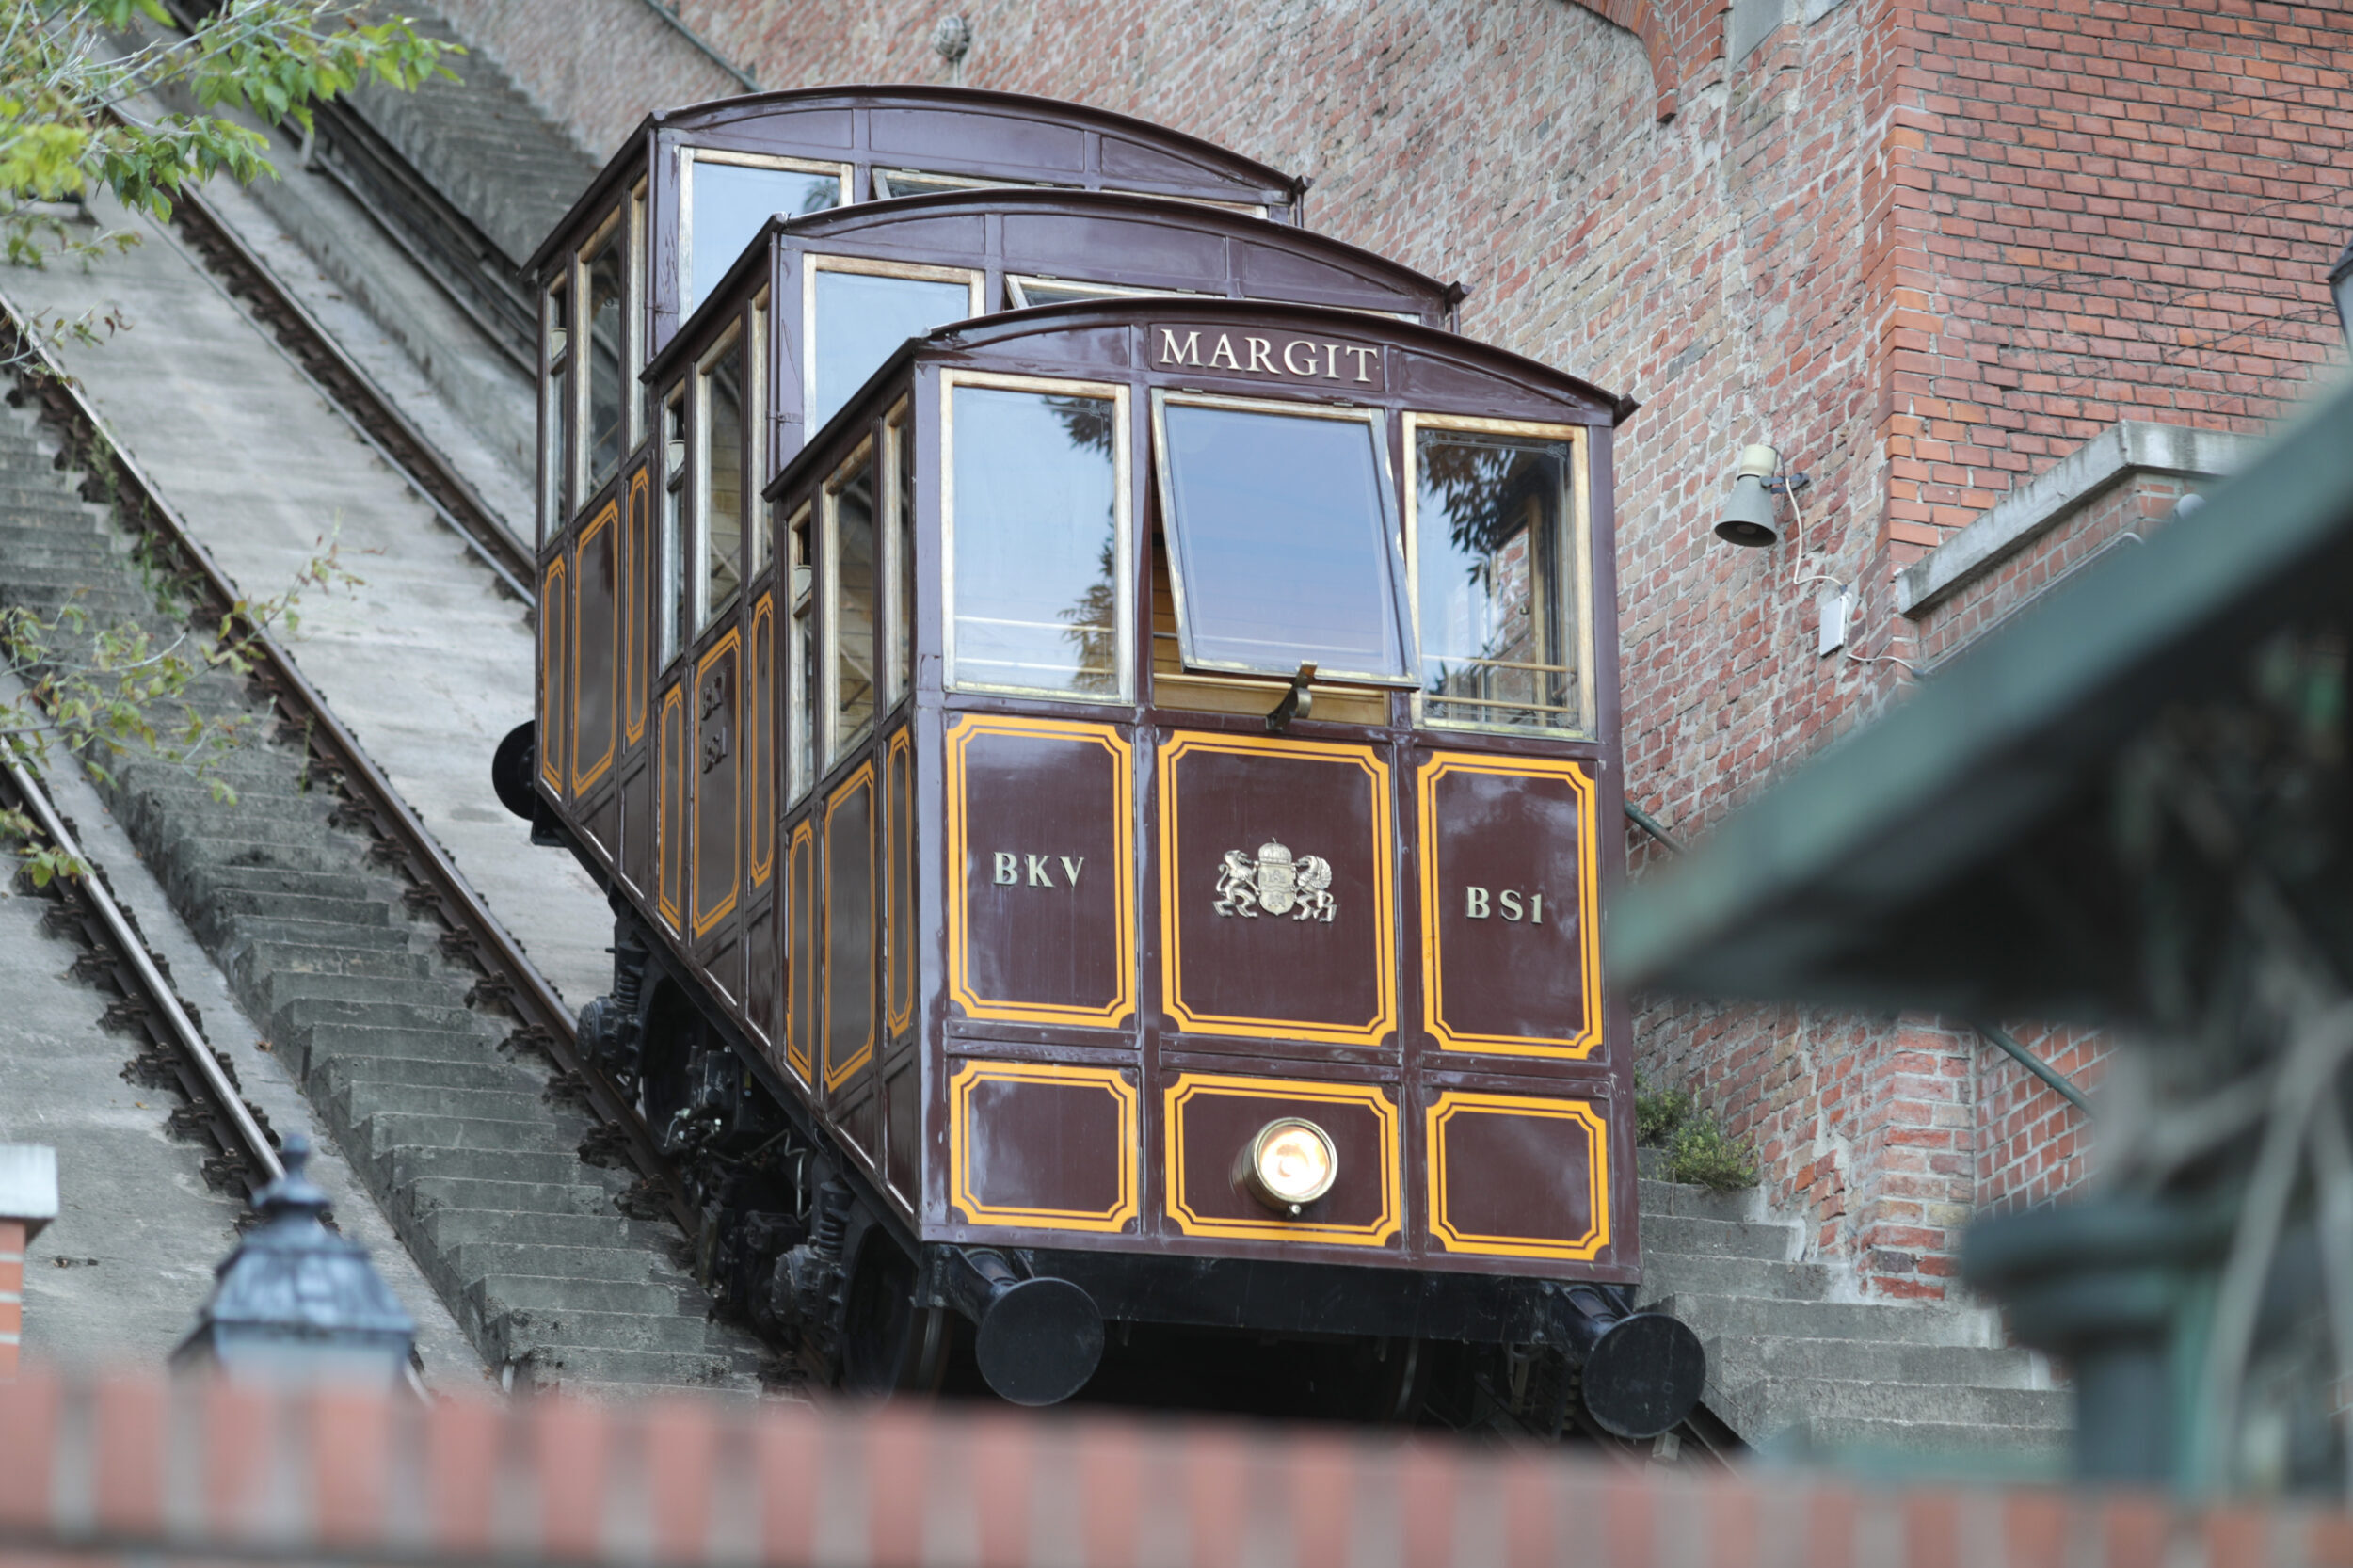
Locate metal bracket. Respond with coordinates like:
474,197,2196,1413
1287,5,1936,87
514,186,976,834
1266,662,1317,733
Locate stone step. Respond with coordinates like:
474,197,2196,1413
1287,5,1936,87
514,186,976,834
488,1304,747,1357
450,1241,670,1286
235,942,437,986
380,1145,599,1189
1747,1377,2071,1432
418,1207,661,1253
1641,1253,1831,1302
1791,1416,2070,1465
1706,1335,2046,1390
518,1342,762,1392
200,864,401,902
341,1080,558,1127
168,834,374,875
229,920,425,955
280,1003,498,1046
1653,1292,1998,1349
318,1055,531,1094
362,1112,577,1159
469,1272,703,1320
259,969,474,1016
1639,1211,1794,1260
1637,1176,1759,1224
402,1176,623,1220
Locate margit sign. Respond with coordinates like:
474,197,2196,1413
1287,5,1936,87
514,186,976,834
1152,325,1385,390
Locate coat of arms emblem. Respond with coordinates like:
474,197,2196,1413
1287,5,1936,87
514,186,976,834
1214,839,1336,922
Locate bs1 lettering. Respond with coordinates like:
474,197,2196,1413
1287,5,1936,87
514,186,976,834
1463,886,1545,924
989,851,1086,888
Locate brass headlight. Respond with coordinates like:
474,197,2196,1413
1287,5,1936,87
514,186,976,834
1235,1118,1337,1215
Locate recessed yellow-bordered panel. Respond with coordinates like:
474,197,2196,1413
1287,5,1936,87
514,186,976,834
539,555,567,795
748,592,776,889
945,714,1136,1029
1162,1073,1401,1246
570,498,619,794
624,468,648,746
1417,753,1602,1059
824,761,878,1092
885,727,916,1040
783,817,816,1087
1157,734,1396,1048
1425,1091,1610,1261
655,684,685,934
689,630,743,940
950,1061,1140,1233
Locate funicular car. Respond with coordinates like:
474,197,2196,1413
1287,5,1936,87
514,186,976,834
507,86,1702,1439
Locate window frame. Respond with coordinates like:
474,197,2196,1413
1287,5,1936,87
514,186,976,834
692,318,748,634
657,385,687,669
747,290,772,575
1401,411,1596,738
575,204,628,501
802,254,985,436
539,272,570,545
1148,388,1418,689
786,502,816,803
938,367,1134,705
1004,274,1211,311
628,180,648,449
679,146,855,315
821,438,879,766
882,398,915,711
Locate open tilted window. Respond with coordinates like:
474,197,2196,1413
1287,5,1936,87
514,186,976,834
1152,393,1417,687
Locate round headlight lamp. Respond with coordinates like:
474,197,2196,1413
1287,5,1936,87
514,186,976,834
1235,1118,1338,1215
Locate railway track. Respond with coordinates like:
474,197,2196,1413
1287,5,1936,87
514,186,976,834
0,310,691,1247
0,750,282,1202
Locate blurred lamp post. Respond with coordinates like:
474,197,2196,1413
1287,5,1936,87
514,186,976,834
172,1135,416,1386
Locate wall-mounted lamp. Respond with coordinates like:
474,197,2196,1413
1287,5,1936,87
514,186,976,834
2331,236,2353,349
1715,443,1810,548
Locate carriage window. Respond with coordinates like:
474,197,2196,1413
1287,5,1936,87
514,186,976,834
872,168,1032,200
887,404,915,706
788,505,816,801
629,183,648,444
1412,424,1583,732
658,390,685,666
540,277,569,541
682,151,845,312
582,218,626,494
1006,276,1206,310
808,262,980,431
696,325,745,629
826,449,877,760
1155,397,1414,684
945,379,1125,699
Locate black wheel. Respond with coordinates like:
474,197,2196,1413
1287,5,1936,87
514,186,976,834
838,1231,950,1396
639,985,699,1153
492,720,538,821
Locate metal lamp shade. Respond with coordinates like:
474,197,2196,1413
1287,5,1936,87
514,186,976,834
173,1136,415,1386
1715,472,1782,547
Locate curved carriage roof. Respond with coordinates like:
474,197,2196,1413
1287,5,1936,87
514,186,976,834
645,188,1465,385
767,296,1635,499
529,84,1306,277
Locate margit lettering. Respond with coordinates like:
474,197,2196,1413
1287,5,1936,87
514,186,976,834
1154,327,1382,387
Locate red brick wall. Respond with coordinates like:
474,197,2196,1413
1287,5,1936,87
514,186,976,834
434,0,2353,1297
0,1219,21,1378
3,1367,2350,1568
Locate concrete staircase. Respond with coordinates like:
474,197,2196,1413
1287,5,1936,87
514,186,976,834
0,392,766,1398
1635,1153,2071,1462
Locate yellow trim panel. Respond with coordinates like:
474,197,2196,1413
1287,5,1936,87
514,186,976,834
1425,1092,1610,1261
949,1061,1140,1233
1162,1073,1401,1246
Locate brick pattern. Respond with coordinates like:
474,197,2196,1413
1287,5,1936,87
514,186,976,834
413,0,2353,1297
1977,1023,2107,1216
0,1219,21,1379
1913,471,2189,665
2,1368,2350,1567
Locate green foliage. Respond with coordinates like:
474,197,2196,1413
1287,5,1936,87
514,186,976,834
1,0,457,268
0,506,360,884
1634,1073,1757,1193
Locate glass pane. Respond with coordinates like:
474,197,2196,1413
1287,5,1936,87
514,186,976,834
542,283,568,537
950,386,1118,697
811,270,971,430
830,458,876,759
584,229,625,493
876,169,1021,200
1416,432,1577,729
748,303,771,574
689,160,839,311
792,607,816,798
891,417,915,704
1160,404,1409,681
700,336,744,626
658,397,684,666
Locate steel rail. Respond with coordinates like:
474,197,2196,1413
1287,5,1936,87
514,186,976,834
0,307,696,1239
0,751,283,1189
155,180,538,599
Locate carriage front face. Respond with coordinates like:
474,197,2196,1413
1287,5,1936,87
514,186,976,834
745,301,1635,1323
